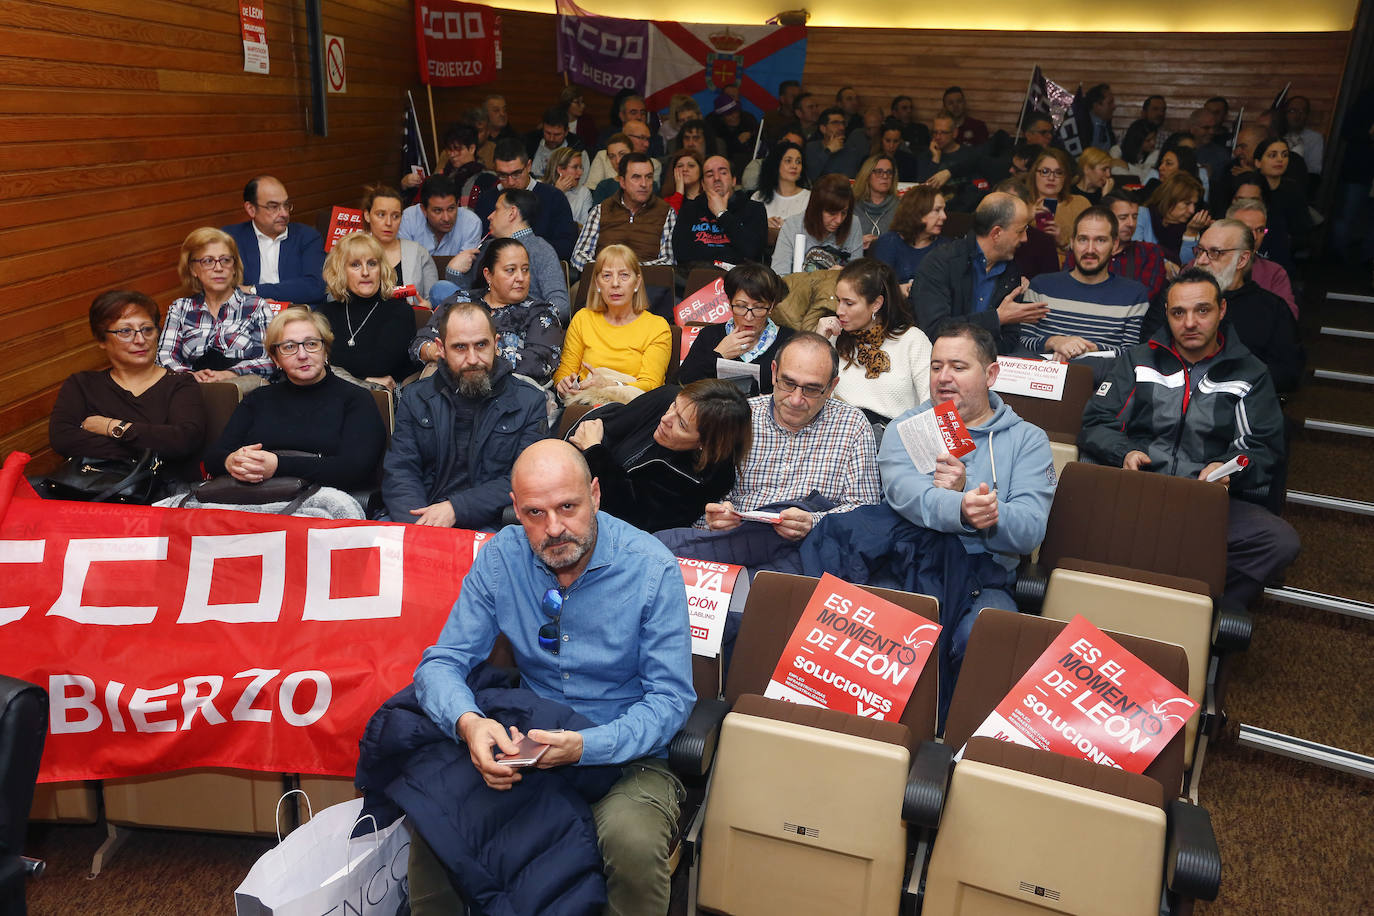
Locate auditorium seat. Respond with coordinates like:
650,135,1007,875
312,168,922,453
914,609,1220,914
692,572,940,916
998,362,1094,481
683,266,727,299
198,381,242,476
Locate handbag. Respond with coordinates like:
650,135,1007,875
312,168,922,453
39,449,163,504
185,449,320,513
235,792,410,916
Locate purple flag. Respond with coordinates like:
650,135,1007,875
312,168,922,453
557,13,649,95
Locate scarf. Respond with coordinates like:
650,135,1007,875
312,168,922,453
851,324,890,378
725,318,779,364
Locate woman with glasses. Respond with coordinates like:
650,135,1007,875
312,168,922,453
50,289,207,478
316,232,418,393
660,148,704,213
554,245,671,402
207,306,386,494
771,174,864,275
158,227,276,389
870,186,948,291
1024,147,1087,254
853,155,899,250
678,263,794,394
544,146,592,226
566,378,753,532
816,258,930,424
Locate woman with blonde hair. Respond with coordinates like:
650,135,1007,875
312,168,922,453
1073,147,1119,205
554,244,672,402
158,226,275,387
316,231,418,391
544,146,592,225
852,154,900,249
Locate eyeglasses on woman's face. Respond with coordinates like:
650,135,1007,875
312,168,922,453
272,338,324,355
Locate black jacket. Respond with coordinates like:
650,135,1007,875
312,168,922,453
568,385,737,532
912,234,1023,352
677,323,794,394
671,191,768,268
1219,281,1304,393
382,360,548,527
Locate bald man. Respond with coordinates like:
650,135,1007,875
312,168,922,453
411,439,696,915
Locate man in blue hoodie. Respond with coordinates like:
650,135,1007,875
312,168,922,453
879,320,1056,663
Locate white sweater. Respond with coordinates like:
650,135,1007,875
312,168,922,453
832,327,932,421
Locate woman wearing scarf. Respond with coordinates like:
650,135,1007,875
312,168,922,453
678,262,794,395
816,258,931,424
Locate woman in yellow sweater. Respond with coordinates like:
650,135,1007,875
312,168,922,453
554,244,672,401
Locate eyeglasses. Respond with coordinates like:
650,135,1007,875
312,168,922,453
870,168,895,177
731,301,773,317
625,133,651,143
1036,168,1065,178
775,375,829,399
193,256,235,269
537,587,564,655
254,200,293,213
105,325,158,341
273,338,324,355
1194,246,1243,261
495,165,528,181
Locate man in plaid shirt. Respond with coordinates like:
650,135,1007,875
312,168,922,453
656,333,880,568
570,153,676,271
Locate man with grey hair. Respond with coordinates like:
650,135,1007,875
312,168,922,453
1189,219,1303,392
1221,197,1298,319
382,301,548,527
913,191,1044,352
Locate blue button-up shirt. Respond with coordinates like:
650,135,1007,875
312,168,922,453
399,202,483,256
414,512,695,766
971,245,1009,314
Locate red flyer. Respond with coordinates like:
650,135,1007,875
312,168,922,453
892,400,975,474
325,206,365,251
675,278,729,326
763,573,939,722
964,615,1198,774
679,324,704,361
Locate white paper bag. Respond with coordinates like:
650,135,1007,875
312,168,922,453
235,795,410,916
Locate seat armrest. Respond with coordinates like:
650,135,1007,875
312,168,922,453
1165,799,1221,901
1213,599,1253,654
669,697,730,777
500,506,518,528
903,740,954,828
1014,561,1048,613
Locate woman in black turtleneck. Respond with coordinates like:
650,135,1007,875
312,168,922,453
315,232,419,391
208,306,386,491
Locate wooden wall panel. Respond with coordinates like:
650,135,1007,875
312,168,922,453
0,0,423,471
802,28,1351,140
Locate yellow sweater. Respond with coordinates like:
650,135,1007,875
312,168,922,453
553,308,672,392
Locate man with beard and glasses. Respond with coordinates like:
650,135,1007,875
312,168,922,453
1018,206,1150,382
382,301,547,527
1188,219,1304,393
409,438,695,915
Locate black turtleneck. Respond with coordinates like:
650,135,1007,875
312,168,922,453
317,293,418,383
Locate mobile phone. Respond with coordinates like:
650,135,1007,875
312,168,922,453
1043,198,1059,214
497,735,550,768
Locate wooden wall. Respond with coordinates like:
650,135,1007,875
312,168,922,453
801,28,1351,140
0,6,1355,472
0,0,420,472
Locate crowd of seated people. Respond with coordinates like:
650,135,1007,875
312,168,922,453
37,79,1341,914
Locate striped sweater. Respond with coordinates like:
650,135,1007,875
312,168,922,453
1021,271,1150,356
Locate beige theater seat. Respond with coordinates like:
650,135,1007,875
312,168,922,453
694,572,940,916
1042,561,1213,772
29,782,98,823
103,769,287,834
916,610,1220,915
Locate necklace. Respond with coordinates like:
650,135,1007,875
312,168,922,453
345,298,381,347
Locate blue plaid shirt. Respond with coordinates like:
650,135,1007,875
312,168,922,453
157,289,276,377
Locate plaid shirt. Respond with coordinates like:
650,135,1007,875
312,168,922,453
721,394,881,527
570,194,676,270
157,289,276,377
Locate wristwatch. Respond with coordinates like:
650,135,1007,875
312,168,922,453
111,420,132,439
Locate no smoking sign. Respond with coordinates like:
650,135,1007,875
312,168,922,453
325,34,346,93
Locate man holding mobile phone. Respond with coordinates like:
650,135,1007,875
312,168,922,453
413,439,695,915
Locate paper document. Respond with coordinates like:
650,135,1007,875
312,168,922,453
993,357,1068,401
893,400,975,474
717,359,761,383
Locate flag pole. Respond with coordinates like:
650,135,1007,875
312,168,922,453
427,85,440,164
1014,65,1036,140
407,90,432,174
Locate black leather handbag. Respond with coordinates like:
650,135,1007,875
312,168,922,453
38,449,163,504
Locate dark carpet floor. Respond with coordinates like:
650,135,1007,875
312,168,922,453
19,265,1374,915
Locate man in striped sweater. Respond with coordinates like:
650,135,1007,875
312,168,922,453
1019,205,1150,383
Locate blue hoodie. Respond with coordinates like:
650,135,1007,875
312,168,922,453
878,392,1055,572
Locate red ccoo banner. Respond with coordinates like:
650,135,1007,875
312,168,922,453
415,0,498,87
0,453,473,782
